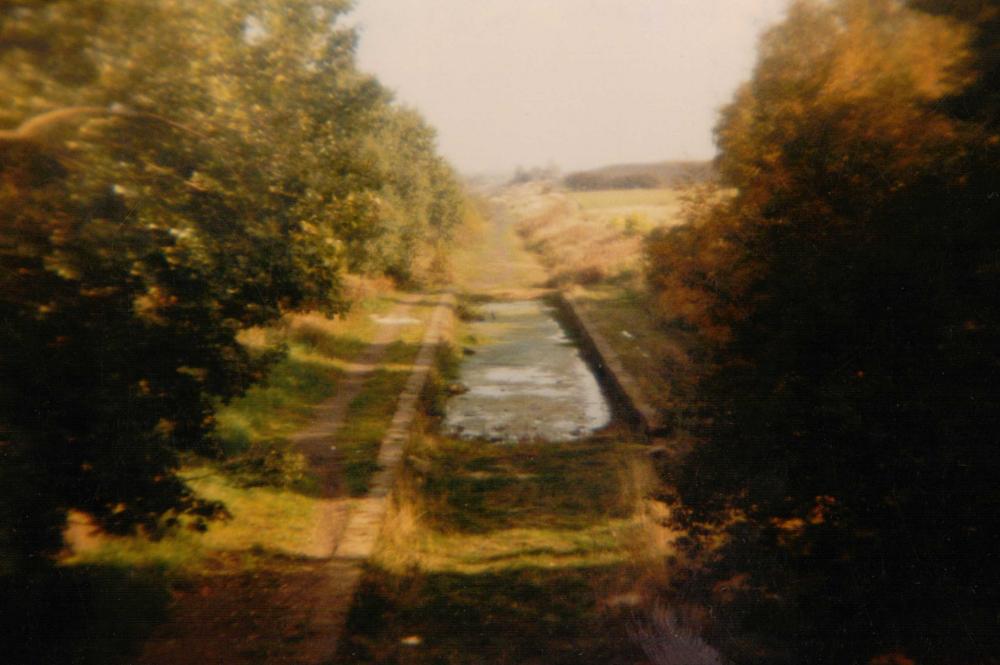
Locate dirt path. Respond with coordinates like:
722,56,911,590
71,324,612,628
289,294,421,559
292,292,454,664
138,294,451,665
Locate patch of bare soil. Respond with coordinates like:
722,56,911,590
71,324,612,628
139,554,361,665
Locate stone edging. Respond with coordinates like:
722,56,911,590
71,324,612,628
298,292,454,663
334,292,454,560
556,292,669,436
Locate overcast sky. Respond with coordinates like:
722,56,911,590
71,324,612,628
347,0,789,175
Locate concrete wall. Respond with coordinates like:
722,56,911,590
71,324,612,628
555,293,670,437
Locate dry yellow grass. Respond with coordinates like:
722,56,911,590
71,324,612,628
568,187,684,210
568,188,686,232
339,427,678,664
505,184,688,287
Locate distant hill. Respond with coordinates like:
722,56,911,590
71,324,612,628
563,160,715,191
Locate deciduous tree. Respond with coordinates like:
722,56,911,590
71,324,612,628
647,1,1000,661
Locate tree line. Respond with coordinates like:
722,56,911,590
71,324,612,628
646,0,999,662
562,160,715,191
0,0,463,573
563,171,659,191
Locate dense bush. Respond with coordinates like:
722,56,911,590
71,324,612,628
646,1,1000,662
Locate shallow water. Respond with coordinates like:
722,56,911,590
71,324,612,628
443,300,612,442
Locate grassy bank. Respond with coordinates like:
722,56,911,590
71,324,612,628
491,183,729,662
566,285,700,420
501,183,699,424
67,290,436,567
568,187,684,213
33,287,439,664
506,184,686,287
336,429,674,664
334,297,676,663
337,338,426,496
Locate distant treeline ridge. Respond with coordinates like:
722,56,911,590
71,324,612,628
563,160,715,190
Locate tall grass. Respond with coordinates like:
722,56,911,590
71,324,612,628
514,195,642,286
342,422,688,663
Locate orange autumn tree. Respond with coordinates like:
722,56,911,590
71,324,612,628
647,1,1000,662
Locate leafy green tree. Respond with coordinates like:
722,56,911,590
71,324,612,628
365,106,463,282
0,0,463,575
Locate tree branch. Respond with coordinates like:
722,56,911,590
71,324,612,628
0,105,211,144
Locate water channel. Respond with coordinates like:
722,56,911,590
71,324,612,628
443,299,612,442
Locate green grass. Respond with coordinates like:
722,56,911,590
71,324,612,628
214,300,396,451
416,440,633,534
448,202,550,293
64,466,331,573
333,299,441,495
67,292,438,568
567,187,683,210
571,284,699,417
53,289,442,663
336,429,669,664
190,471,327,557
337,340,422,495
341,564,648,665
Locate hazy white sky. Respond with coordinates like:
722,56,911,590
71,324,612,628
347,0,789,175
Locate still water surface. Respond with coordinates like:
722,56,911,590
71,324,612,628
443,300,612,442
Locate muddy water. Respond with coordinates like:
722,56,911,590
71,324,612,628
443,300,612,442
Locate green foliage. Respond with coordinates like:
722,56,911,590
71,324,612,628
367,107,465,283
218,440,308,490
646,1,1000,662
617,212,651,237
0,0,461,572
561,160,715,192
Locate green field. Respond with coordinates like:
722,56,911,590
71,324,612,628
567,188,683,210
